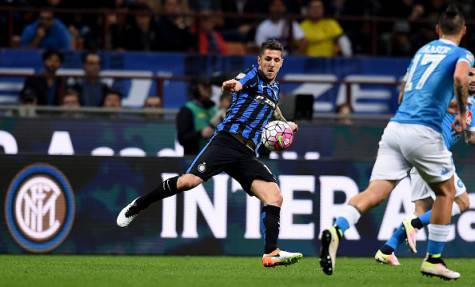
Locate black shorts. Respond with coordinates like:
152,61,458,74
186,132,277,195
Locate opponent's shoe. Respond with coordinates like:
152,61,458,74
319,227,340,275
402,218,418,253
262,249,303,267
374,249,400,266
420,257,460,280
116,197,141,227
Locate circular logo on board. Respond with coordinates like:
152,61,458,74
5,164,75,253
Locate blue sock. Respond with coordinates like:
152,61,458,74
418,210,431,226
427,240,445,256
334,217,350,233
385,223,406,250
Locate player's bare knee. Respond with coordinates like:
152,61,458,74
178,174,203,190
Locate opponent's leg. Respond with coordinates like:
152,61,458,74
375,198,432,265
420,176,460,280
320,179,396,275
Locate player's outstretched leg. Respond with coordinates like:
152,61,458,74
320,205,361,275
117,176,180,227
261,205,303,267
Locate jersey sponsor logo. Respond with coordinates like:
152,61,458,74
255,95,276,109
5,164,75,253
457,178,464,189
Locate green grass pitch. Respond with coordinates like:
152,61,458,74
1,255,474,287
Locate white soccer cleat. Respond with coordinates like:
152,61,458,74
421,258,460,280
262,249,303,267
116,197,141,227
374,249,401,266
319,227,340,275
402,218,418,253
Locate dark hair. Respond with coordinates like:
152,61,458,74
259,39,284,56
42,49,63,63
81,51,100,64
106,89,122,98
438,4,465,35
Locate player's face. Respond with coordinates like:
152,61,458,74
258,49,283,82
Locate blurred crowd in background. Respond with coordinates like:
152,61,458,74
1,0,473,153
1,0,474,57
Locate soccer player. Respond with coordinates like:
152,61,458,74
117,39,303,267
319,5,473,280
375,94,475,265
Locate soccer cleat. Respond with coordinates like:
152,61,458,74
319,227,339,275
116,197,141,227
374,249,400,266
262,249,303,267
402,218,418,253
420,258,460,280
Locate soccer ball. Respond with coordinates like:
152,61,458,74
261,120,294,151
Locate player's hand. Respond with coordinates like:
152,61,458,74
452,112,467,134
201,126,214,138
222,80,243,93
287,121,298,133
447,99,458,114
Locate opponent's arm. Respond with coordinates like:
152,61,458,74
273,106,298,133
398,80,406,104
452,61,470,133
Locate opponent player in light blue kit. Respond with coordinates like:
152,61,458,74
375,93,475,266
319,5,473,280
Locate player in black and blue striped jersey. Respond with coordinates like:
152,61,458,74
117,40,302,267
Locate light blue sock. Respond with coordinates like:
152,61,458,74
334,217,350,233
419,210,431,226
427,240,445,256
386,224,406,250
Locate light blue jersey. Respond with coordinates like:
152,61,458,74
392,39,474,132
442,97,475,149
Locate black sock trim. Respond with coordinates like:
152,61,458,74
427,255,446,266
380,244,394,255
411,218,423,229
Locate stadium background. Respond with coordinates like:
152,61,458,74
1,0,475,260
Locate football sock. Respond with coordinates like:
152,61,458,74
411,217,424,229
427,224,450,256
414,202,461,229
384,223,406,252
334,205,361,236
136,176,180,210
380,244,395,255
261,205,281,254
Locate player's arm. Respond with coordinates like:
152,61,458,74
398,71,408,104
273,106,298,133
398,80,405,104
452,60,471,133
222,67,258,93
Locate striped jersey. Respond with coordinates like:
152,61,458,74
442,97,475,149
217,65,280,147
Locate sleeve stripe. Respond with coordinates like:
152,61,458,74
238,67,258,86
456,58,472,65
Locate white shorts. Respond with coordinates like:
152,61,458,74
410,168,466,201
370,122,454,183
